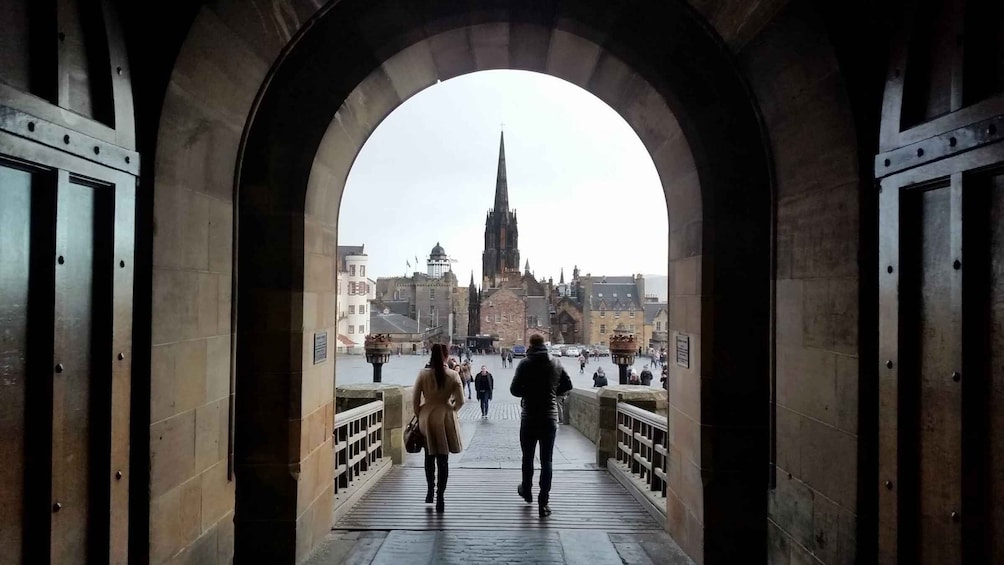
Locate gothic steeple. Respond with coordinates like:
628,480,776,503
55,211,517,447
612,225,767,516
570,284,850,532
494,131,508,213
483,130,520,289
560,268,565,284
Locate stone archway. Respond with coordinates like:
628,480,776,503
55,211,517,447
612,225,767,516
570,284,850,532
232,1,771,562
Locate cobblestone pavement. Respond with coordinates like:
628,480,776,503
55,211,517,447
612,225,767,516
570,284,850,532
336,353,666,402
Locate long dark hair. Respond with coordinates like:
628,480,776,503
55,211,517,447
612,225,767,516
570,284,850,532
430,343,446,389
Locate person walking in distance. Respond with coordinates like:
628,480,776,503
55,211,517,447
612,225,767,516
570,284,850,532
412,344,464,513
592,366,609,388
639,365,654,387
511,334,573,517
474,365,495,419
577,353,586,374
460,361,473,399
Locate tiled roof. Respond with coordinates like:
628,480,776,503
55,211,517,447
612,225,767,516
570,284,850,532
643,302,667,324
337,245,365,271
591,280,642,310
369,311,420,334
525,296,551,329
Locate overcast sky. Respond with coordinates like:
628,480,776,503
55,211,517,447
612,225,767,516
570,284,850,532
339,70,668,286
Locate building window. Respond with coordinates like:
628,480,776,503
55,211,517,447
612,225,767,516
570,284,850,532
348,326,355,334
614,311,620,318
359,305,365,315
629,325,635,332
600,324,606,334
349,305,355,314
630,311,635,318
349,265,356,276
360,266,366,277
495,314,501,322
359,324,365,334
600,309,605,317
486,315,492,323
430,288,436,299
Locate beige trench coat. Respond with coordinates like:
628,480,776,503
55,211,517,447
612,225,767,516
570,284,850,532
412,367,465,455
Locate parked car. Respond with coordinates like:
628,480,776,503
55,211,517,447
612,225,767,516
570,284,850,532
512,344,527,357
594,346,610,357
565,346,580,357
550,346,563,356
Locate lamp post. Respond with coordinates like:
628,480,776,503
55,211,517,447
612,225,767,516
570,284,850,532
608,325,637,385
364,333,392,383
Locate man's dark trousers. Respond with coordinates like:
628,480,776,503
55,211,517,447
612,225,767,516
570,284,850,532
520,419,558,504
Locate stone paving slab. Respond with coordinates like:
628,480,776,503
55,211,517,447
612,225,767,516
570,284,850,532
404,402,598,470
307,530,694,565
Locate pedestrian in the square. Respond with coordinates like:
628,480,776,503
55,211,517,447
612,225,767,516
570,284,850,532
628,367,641,385
577,353,586,374
507,350,513,367
639,365,653,386
511,334,573,517
592,366,608,388
475,365,495,418
412,344,464,513
460,361,473,399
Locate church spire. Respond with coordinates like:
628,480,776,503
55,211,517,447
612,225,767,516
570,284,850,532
494,131,508,212
524,259,530,274
560,267,565,284
470,270,475,287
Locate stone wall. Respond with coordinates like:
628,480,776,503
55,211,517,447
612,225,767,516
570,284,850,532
738,3,862,564
480,288,527,348
566,388,601,443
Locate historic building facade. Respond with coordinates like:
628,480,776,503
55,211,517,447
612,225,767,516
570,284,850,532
336,245,374,349
473,133,553,347
580,274,647,346
373,243,460,336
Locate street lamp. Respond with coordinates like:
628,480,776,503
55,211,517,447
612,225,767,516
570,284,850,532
608,325,637,385
364,333,392,383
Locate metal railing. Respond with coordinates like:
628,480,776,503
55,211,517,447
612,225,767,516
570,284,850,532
615,401,668,501
333,400,384,494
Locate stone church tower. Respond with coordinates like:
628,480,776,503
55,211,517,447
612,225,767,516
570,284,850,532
467,271,481,337
482,132,520,289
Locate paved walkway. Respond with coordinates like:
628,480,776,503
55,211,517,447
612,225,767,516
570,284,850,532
309,403,694,564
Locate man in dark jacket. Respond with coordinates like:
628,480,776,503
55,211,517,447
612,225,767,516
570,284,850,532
639,365,654,386
474,366,494,419
510,334,573,517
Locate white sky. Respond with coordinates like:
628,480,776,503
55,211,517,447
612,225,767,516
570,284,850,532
339,70,668,286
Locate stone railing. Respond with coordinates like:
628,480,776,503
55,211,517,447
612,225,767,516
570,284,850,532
333,399,385,494
615,402,668,495
608,400,668,526
331,397,393,522
336,384,409,463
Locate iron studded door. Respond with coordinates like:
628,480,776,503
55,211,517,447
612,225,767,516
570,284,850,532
0,135,134,564
878,142,1004,564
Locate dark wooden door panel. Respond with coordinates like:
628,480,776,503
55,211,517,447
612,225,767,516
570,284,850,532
987,175,1004,563
50,177,98,564
0,164,33,564
903,185,962,564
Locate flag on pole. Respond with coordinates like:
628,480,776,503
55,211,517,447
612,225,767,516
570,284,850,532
406,260,411,268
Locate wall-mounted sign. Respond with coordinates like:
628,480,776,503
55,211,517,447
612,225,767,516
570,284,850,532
676,334,690,368
313,331,328,364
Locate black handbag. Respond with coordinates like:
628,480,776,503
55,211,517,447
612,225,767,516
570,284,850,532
404,415,425,454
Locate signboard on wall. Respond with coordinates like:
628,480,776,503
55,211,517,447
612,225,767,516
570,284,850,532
676,333,690,368
313,331,328,364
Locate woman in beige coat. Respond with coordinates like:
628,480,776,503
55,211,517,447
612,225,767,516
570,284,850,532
413,343,464,512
